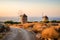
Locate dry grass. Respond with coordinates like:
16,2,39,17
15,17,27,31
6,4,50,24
41,27,59,39
33,23,48,32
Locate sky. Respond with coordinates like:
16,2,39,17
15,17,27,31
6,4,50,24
0,0,60,17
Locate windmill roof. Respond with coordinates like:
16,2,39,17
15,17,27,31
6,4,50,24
20,14,27,17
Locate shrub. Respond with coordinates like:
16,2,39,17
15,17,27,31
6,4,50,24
4,21,20,24
51,20,57,23
4,21,14,24
41,27,59,39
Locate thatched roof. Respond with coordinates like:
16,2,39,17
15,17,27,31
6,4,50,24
42,16,48,19
20,14,27,17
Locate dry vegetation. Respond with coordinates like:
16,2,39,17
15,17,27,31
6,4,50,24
9,23,60,40
41,27,59,38
41,26,60,40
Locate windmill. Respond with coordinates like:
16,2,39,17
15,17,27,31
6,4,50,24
18,10,27,24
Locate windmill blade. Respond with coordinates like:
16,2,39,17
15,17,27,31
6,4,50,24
18,10,23,15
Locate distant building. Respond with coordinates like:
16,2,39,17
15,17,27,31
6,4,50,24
20,14,27,24
42,16,49,22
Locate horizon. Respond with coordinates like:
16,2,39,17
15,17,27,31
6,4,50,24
0,17,60,22
0,0,60,17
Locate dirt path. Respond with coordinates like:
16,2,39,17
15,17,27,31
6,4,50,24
3,27,36,40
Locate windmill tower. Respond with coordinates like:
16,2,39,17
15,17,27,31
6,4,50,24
42,13,49,22
18,10,27,24
20,14,27,24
